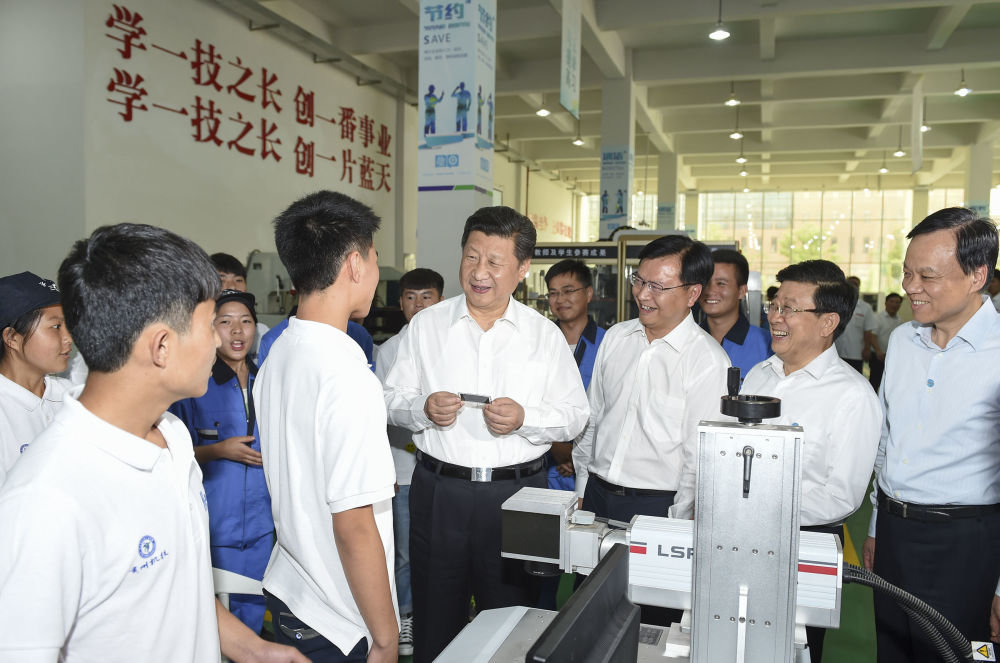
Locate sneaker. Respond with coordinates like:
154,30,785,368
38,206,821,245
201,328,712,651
399,613,414,657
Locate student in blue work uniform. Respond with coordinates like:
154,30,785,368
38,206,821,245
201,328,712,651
170,289,273,634
698,249,771,381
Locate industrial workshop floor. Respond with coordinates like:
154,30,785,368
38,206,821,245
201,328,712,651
398,495,878,663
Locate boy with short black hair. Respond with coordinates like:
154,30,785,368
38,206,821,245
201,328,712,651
255,191,398,663
0,223,305,662
211,252,249,291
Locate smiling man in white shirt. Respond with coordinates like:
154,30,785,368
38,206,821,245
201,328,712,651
740,259,882,663
383,206,590,663
861,208,1000,662
575,234,729,525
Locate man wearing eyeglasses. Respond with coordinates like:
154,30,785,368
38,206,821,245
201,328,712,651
543,259,606,491
733,259,882,663
573,236,729,617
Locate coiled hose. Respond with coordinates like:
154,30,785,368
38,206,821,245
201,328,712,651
842,563,972,662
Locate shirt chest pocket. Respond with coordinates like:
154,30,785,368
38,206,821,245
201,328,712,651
193,407,245,444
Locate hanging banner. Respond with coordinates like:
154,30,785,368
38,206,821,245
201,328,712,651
599,146,633,238
417,0,496,192
560,0,581,119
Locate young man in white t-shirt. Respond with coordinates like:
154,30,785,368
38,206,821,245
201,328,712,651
255,191,398,663
0,223,306,663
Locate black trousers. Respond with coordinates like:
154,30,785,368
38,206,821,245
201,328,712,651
582,478,681,626
869,354,885,391
873,508,1000,663
802,524,845,663
844,358,864,373
409,460,545,663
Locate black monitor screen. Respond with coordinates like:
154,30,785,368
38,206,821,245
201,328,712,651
525,543,640,663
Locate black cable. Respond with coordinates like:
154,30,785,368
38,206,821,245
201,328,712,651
842,563,972,662
899,603,960,663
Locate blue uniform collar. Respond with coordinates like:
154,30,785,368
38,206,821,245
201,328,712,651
700,310,751,345
557,316,599,367
211,357,258,386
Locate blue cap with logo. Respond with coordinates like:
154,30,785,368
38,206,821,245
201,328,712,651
0,271,61,330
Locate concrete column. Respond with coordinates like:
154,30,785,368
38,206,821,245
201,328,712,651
684,191,700,232
656,151,678,230
965,139,993,217
598,58,635,238
912,186,929,224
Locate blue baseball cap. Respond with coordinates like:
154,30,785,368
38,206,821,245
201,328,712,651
0,272,61,330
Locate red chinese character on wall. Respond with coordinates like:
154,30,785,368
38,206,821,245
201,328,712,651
294,137,314,177
294,87,314,127
106,69,148,122
376,161,391,192
259,69,282,112
105,5,147,59
359,155,375,190
227,112,255,155
259,120,282,161
339,107,357,142
359,114,375,148
377,124,392,157
190,96,223,145
226,57,255,102
191,39,223,91
341,149,357,183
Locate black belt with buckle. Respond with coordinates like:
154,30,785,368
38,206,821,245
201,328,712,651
416,450,544,482
877,488,1000,522
593,475,675,498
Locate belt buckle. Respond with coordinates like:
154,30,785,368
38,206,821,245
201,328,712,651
472,467,492,482
902,502,908,518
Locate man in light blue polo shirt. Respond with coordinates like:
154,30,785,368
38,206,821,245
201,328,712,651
699,249,771,382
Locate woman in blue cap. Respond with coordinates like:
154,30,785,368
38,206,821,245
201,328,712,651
0,272,73,484
170,289,273,634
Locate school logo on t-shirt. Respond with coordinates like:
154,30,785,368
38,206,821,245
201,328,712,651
138,535,156,559
18,443,28,454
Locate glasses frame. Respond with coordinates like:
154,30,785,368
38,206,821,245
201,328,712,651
629,272,693,295
766,302,826,318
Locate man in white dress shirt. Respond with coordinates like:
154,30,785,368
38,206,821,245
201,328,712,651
740,259,882,663
861,208,1000,662
383,206,590,663
835,275,877,373
575,234,729,524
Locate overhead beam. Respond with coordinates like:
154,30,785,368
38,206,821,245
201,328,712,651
595,0,974,32
759,17,776,61
632,27,1000,83
926,3,972,50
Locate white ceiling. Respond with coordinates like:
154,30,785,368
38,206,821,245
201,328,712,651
215,0,1000,195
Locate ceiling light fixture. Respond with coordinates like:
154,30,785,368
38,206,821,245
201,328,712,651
743,187,750,193
709,0,730,40
729,105,743,140
879,151,889,174
954,69,971,97
536,108,551,117
893,126,906,157
920,98,931,133
572,117,585,146
739,167,748,177
736,137,747,163
724,81,741,107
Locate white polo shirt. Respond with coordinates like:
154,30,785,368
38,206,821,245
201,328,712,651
374,326,418,486
255,317,397,653
0,387,219,662
0,373,71,486
835,299,876,361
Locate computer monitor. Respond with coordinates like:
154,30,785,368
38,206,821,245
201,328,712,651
525,543,640,663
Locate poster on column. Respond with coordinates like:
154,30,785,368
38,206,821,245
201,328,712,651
560,0,581,119
599,147,633,238
418,0,496,193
